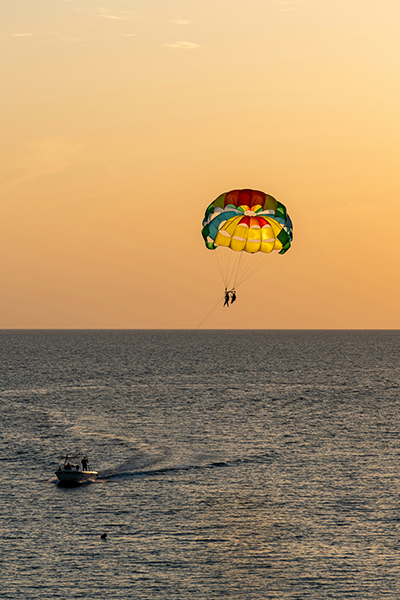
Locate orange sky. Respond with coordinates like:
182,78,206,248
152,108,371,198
1,0,400,328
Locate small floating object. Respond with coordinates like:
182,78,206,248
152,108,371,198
101,533,107,540
55,454,98,486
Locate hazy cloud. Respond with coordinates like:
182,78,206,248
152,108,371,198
0,137,82,193
97,7,134,20
10,32,79,42
164,41,200,49
172,19,190,25
277,0,296,10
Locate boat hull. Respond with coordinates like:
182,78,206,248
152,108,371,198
56,469,98,485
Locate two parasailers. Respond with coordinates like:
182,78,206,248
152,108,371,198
223,289,237,307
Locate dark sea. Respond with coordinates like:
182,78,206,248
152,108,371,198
2,330,400,599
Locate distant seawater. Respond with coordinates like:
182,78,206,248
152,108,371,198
1,330,400,599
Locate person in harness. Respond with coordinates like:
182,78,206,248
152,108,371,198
223,289,230,307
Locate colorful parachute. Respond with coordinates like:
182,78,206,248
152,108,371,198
202,189,293,254
201,189,293,290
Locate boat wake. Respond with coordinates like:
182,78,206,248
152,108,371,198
99,451,169,479
97,451,274,482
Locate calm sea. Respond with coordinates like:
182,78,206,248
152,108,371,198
1,330,400,599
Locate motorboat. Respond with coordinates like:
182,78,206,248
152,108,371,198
55,454,98,485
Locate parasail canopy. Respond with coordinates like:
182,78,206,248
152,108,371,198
201,189,293,290
202,189,293,255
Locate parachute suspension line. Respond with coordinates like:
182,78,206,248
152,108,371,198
223,249,231,288
219,247,229,288
227,250,261,290
227,250,238,289
213,247,242,290
235,251,280,290
235,254,267,287
212,250,226,288
212,244,281,291
234,254,273,289
227,251,242,290
232,250,246,290
213,246,278,291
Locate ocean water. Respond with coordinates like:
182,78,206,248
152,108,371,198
1,330,400,599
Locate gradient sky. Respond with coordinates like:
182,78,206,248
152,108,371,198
1,0,400,328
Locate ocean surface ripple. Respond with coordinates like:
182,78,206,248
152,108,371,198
1,330,400,599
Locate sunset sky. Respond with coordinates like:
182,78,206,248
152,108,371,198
1,0,400,329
